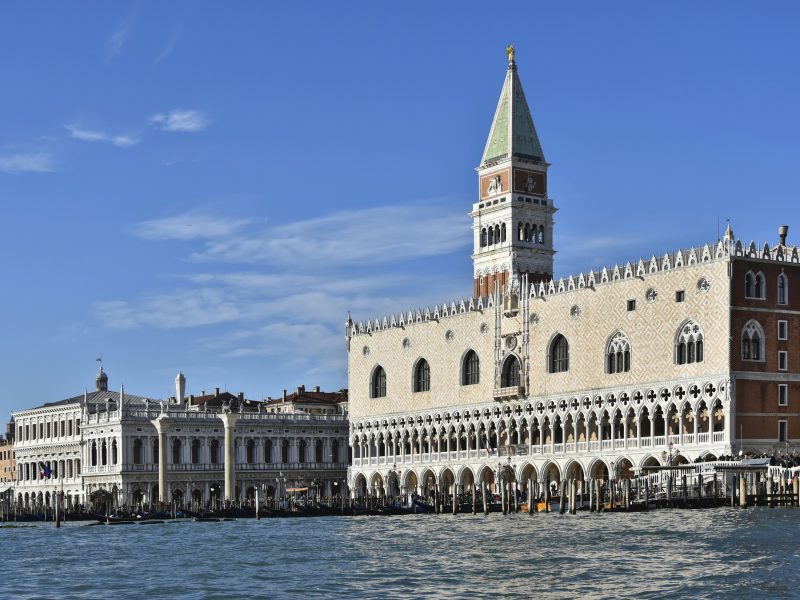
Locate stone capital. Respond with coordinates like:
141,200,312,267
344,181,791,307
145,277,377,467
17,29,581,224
220,412,241,429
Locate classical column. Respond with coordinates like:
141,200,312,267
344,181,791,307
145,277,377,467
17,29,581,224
151,413,171,505
220,412,241,502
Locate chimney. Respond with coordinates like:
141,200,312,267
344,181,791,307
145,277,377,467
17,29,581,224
314,386,320,393
282,389,287,401
175,371,186,404
238,392,244,401
215,387,220,397
201,390,205,396
189,394,195,404
779,225,789,246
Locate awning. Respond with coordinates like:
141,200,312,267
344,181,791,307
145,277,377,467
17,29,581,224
285,487,308,493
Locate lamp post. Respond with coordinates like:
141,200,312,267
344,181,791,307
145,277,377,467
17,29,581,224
662,442,677,500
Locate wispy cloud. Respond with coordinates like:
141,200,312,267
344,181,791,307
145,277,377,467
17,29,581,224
155,23,182,64
132,212,250,241
66,124,141,148
105,5,138,61
0,153,55,174
149,110,209,133
139,203,468,268
98,202,469,384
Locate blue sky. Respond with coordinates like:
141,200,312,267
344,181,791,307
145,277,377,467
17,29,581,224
1,2,799,413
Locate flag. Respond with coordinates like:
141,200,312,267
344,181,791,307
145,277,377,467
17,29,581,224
38,461,52,479
96,357,102,362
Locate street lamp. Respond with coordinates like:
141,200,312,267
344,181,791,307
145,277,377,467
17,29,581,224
661,442,677,467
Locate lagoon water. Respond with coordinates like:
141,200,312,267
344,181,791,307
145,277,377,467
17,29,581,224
3,508,800,599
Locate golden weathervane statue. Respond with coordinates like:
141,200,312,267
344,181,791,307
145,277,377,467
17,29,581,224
506,43,515,64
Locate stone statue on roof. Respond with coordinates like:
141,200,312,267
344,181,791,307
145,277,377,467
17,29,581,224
506,44,515,64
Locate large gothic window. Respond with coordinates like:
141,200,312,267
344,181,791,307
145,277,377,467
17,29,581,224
778,273,788,305
755,272,765,299
746,271,766,299
371,366,387,398
501,355,521,387
462,350,480,385
676,320,704,365
741,320,765,361
549,334,570,373
606,332,631,374
413,359,430,392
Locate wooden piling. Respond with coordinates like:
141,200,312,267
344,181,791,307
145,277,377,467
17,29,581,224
453,484,458,515
579,479,584,511
767,476,774,508
589,478,595,512
698,474,703,504
666,476,672,505
594,480,603,512
558,480,566,514
528,477,534,514
512,481,518,513
544,480,550,513
624,479,630,511
643,479,649,511
794,476,799,508
571,479,576,515
482,482,488,516
472,483,477,515
739,473,747,508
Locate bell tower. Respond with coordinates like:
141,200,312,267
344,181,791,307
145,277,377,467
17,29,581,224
471,46,556,297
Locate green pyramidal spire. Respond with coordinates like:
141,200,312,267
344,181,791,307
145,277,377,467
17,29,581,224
480,47,545,166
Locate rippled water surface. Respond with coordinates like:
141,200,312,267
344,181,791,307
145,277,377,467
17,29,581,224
3,508,800,599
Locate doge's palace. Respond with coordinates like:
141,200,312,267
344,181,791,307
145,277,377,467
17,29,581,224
346,48,799,503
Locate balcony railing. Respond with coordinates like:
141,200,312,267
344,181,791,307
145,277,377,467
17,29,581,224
348,429,729,468
493,386,526,401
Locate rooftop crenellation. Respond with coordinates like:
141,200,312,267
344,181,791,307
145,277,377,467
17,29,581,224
347,235,800,339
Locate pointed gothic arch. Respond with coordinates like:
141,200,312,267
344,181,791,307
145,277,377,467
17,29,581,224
676,319,704,365
606,331,631,374
741,319,765,361
548,333,569,373
501,354,521,387
370,365,387,398
413,358,430,393
461,349,480,385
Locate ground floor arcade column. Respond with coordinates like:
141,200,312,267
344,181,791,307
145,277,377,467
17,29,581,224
220,411,241,502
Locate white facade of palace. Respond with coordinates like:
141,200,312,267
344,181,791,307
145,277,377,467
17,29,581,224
345,49,743,501
12,369,349,510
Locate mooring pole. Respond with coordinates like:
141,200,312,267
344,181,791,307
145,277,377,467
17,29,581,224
472,482,477,515
739,473,747,508
528,477,534,514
